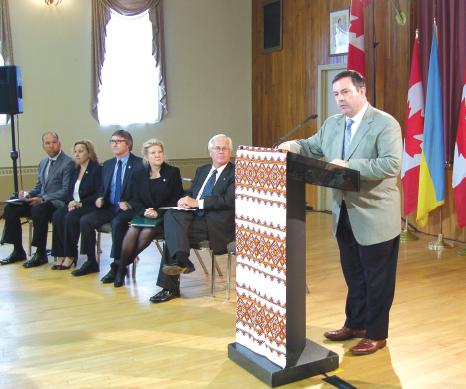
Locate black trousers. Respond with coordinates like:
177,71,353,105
336,202,400,340
156,210,209,291
51,205,96,258
1,201,56,253
79,208,135,262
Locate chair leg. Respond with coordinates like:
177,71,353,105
226,252,232,300
211,251,216,297
213,256,223,277
154,240,164,256
96,231,102,263
28,219,33,256
132,256,139,279
193,249,209,275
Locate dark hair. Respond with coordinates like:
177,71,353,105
332,70,366,88
111,129,133,151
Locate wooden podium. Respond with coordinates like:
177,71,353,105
228,147,360,387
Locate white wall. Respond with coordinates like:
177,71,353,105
0,0,251,166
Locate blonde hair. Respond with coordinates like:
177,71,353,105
73,140,99,163
141,138,165,166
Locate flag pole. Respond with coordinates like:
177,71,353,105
400,216,418,242
371,0,378,106
427,207,451,251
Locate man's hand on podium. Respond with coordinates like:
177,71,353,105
276,141,292,151
330,158,348,168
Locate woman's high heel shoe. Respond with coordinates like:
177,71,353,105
51,257,65,270
59,258,77,270
113,264,127,288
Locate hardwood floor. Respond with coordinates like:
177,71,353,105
0,214,465,388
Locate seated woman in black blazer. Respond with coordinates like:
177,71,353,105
113,138,184,287
51,140,102,269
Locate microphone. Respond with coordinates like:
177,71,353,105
272,114,318,148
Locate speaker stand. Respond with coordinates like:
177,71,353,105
8,114,19,198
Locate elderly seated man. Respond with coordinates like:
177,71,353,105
150,133,235,303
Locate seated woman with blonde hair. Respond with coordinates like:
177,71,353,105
113,138,184,287
51,140,102,269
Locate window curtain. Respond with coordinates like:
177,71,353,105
91,0,167,122
0,0,14,65
417,0,466,162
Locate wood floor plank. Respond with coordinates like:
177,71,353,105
0,213,465,388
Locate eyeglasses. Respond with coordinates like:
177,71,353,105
212,146,229,152
109,139,126,144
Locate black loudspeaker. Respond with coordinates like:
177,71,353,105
0,66,23,114
262,0,282,53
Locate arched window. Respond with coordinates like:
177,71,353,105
91,0,167,125
97,11,160,126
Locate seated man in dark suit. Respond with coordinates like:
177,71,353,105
150,134,235,303
72,130,144,277
1,131,74,267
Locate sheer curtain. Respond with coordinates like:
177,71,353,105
91,0,167,122
0,0,14,65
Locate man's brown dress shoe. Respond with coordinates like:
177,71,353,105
350,338,386,355
324,327,366,341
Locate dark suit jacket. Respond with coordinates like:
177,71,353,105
131,163,184,216
29,151,75,208
66,160,102,207
188,162,235,254
99,153,144,208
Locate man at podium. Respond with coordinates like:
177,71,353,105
279,70,402,356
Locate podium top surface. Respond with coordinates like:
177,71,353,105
287,152,360,192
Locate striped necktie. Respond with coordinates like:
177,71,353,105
342,118,354,160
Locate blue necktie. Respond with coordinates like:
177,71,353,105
113,160,123,210
195,169,217,216
342,118,354,160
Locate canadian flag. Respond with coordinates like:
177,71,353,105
452,70,466,228
347,0,372,76
401,34,424,216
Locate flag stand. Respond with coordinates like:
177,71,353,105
427,208,452,251
456,230,466,256
400,217,418,242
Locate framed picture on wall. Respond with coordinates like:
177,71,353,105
329,9,350,55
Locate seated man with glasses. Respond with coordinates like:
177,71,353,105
149,133,235,303
72,130,144,277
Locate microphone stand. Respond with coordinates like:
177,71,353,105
272,114,318,148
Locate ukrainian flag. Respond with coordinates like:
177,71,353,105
416,22,445,227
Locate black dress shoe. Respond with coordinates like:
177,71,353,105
23,252,48,268
101,269,116,283
149,289,180,304
101,261,118,283
0,250,27,265
71,260,99,276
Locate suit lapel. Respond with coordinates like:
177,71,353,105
121,154,133,191
193,166,211,198
347,106,374,159
212,163,232,194
104,159,117,192
333,115,346,159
